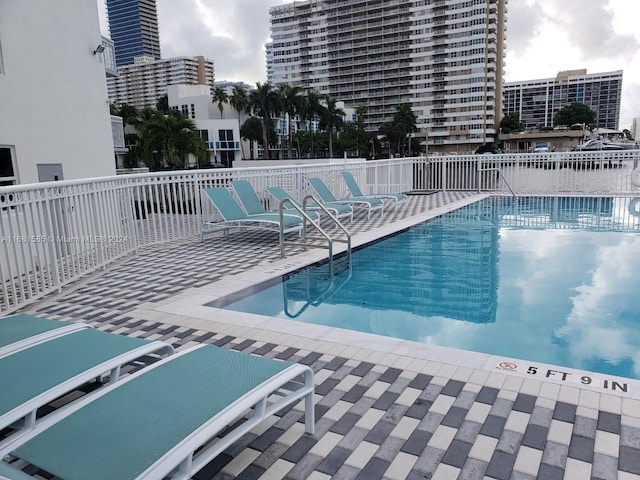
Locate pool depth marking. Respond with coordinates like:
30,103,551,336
492,357,632,396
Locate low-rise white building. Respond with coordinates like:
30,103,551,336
167,84,242,167
167,83,358,167
0,1,116,185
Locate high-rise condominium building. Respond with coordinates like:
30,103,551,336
106,0,161,67
503,69,623,131
266,0,507,153
107,56,215,110
632,118,640,141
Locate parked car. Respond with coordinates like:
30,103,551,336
572,139,634,151
475,143,500,154
533,142,550,153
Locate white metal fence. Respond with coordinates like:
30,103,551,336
1,153,639,314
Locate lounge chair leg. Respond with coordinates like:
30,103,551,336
25,410,37,428
304,370,315,434
175,455,193,479
109,365,121,383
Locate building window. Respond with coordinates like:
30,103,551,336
218,129,234,149
0,147,17,186
190,104,195,119
199,130,209,142
181,104,189,117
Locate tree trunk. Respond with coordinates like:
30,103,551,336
262,121,269,160
238,114,245,160
287,115,293,160
328,131,333,158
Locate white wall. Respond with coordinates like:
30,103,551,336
0,1,115,184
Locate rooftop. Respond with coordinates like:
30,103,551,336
20,191,640,480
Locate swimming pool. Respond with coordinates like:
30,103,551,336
217,196,640,380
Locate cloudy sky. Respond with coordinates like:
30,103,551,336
98,0,640,128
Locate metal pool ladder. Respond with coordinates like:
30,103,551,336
278,195,352,276
477,165,516,197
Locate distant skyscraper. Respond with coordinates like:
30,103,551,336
504,70,623,130
106,0,161,67
266,0,508,153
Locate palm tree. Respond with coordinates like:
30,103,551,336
116,103,141,127
139,113,207,169
392,103,417,156
249,82,280,159
230,85,249,159
113,104,143,167
320,95,345,158
355,105,370,158
140,107,161,123
240,116,263,160
212,87,229,119
379,121,402,157
278,84,304,160
156,94,170,115
302,90,322,158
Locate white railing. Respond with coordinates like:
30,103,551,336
418,150,640,195
1,153,639,314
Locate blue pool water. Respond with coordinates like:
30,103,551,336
217,197,640,380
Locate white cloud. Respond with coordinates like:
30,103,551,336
504,0,640,128
555,236,640,376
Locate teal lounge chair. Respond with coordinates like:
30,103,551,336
340,171,408,207
0,314,90,358
0,344,315,480
230,180,320,224
0,325,174,448
200,187,304,241
265,186,354,224
307,177,384,220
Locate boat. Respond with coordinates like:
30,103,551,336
572,139,635,151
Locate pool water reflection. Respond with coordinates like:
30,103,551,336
217,197,640,380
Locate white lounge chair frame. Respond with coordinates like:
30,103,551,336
340,171,408,207
0,315,91,359
265,186,354,224
307,177,384,220
0,329,174,450
0,344,315,480
200,187,304,241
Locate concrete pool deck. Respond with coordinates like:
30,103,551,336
21,192,640,479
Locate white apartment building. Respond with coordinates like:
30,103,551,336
504,70,623,131
167,85,242,167
266,0,507,153
0,1,116,185
108,56,215,110
167,84,355,164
